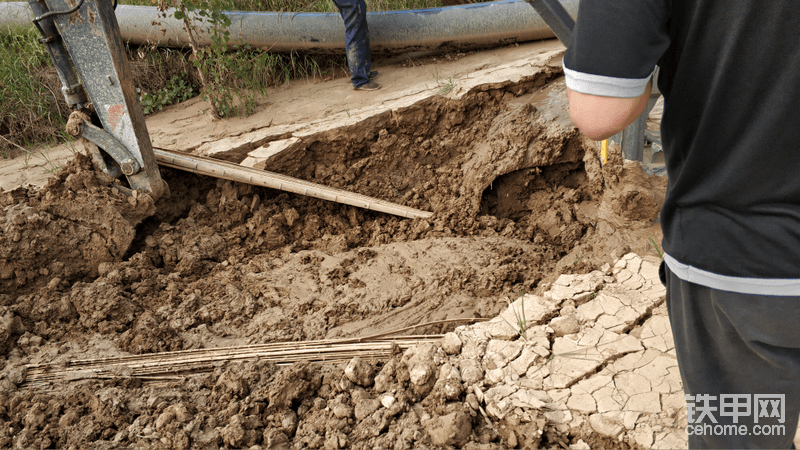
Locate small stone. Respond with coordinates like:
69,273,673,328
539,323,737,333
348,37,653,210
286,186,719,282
264,429,289,450
441,332,462,355
46,277,62,290
331,404,353,419
621,411,641,430
466,393,480,411
344,356,375,387
472,386,485,404
280,409,298,434
570,439,591,450
485,368,505,385
486,398,513,420
589,413,624,438
425,411,472,447
544,405,572,425
549,315,580,337
7,366,27,385
461,365,484,385
507,430,518,448
155,410,176,431
379,394,395,409
168,404,191,424
510,389,546,410
147,395,164,409
354,398,381,421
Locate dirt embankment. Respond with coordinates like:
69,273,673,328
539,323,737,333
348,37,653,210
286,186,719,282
0,66,665,449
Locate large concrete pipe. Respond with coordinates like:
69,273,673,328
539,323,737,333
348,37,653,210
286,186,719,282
1,0,576,53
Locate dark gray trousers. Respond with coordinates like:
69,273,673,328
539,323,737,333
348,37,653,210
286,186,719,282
663,263,800,448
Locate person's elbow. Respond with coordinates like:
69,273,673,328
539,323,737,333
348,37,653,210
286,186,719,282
569,110,628,141
567,88,647,141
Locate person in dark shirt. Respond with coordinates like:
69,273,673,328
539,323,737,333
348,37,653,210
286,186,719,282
564,1,800,448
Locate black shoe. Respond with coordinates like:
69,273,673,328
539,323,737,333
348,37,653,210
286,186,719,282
369,70,379,79
354,81,381,91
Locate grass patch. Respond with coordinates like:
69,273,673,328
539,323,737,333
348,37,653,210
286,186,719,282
432,69,456,95
116,0,444,12
0,25,70,157
0,0,446,155
649,235,664,260
500,290,529,341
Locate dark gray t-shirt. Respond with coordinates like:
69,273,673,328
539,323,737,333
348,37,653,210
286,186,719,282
563,0,800,295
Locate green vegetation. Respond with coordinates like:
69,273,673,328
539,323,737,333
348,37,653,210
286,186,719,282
649,235,664,260
0,0,446,156
432,69,456,95
0,25,71,156
139,73,198,114
501,290,529,341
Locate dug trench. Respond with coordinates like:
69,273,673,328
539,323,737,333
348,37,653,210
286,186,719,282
0,69,667,449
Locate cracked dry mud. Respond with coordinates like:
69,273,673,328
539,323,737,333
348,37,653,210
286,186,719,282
0,47,680,449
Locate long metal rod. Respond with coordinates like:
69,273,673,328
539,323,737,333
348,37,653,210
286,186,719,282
524,0,574,45
31,0,82,22
153,148,434,219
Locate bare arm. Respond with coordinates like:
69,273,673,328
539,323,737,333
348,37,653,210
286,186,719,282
567,79,652,141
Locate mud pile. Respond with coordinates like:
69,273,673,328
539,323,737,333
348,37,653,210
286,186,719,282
0,254,686,450
0,68,668,449
0,156,155,286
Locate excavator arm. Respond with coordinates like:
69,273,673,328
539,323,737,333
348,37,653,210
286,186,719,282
29,0,167,200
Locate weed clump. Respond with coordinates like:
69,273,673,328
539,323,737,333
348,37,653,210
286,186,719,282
0,25,69,157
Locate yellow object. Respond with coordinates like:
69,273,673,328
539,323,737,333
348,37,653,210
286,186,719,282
601,139,608,164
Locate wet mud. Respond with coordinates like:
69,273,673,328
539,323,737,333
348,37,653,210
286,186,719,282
0,69,665,449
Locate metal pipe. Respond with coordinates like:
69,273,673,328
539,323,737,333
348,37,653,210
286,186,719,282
31,0,83,22
154,148,434,219
1,0,577,54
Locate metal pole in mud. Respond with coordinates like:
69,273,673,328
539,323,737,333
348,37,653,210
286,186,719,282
153,148,434,220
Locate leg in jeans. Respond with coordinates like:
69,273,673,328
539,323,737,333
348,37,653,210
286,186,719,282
331,0,371,88
664,264,800,449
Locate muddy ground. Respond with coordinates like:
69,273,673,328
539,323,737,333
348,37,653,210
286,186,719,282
0,42,669,449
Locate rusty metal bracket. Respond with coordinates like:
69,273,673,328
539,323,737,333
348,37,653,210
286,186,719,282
79,121,141,176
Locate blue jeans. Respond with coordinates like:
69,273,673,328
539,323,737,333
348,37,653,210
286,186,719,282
331,0,372,87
